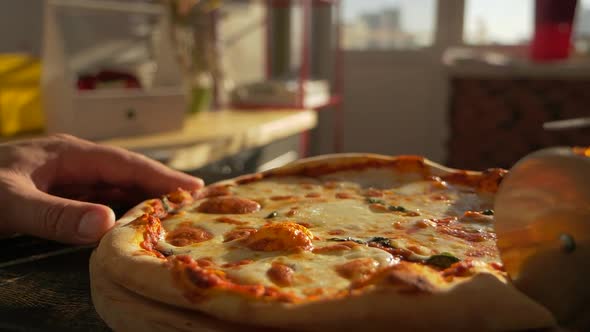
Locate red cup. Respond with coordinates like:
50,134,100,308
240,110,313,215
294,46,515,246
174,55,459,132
530,0,578,61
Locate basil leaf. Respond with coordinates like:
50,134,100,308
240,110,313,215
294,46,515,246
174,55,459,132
366,197,386,205
328,237,365,244
425,253,460,268
559,233,576,253
367,236,394,248
265,211,278,219
481,209,494,216
161,196,172,213
388,205,407,212
159,248,175,257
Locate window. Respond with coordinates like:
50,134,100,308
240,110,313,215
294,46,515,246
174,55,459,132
575,0,590,53
341,0,437,50
463,0,533,45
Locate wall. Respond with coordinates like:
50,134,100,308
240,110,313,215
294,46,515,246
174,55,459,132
0,1,43,56
312,50,449,163
219,2,265,86
340,52,446,162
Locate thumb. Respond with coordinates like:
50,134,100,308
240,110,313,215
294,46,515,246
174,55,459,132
19,190,116,244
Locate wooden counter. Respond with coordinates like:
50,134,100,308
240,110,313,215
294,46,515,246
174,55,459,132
102,109,317,171
443,48,590,79
2,109,317,171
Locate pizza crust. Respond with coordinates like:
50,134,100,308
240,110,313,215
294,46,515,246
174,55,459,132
89,252,284,332
91,249,553,332
93,153,557,331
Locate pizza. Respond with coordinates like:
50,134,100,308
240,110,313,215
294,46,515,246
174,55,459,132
92,154,556,331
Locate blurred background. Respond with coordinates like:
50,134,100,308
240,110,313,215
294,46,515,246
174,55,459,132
2,2,590,330
1,0,590,179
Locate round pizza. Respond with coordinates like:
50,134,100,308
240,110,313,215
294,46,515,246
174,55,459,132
92,154,556,331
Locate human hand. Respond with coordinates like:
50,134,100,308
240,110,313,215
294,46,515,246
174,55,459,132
0,134,204,244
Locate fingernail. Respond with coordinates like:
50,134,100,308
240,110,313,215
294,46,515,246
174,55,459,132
78,211,103,239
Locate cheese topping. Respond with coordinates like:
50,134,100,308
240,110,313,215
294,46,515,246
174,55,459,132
153,171,501,301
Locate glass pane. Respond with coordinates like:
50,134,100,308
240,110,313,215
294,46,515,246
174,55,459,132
574,0,590,53
342,0,437,50
463,0,533,45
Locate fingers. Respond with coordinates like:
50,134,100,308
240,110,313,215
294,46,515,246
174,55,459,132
0,134,204,244
9,185,116,244
50,184,150,217
50,135,204,196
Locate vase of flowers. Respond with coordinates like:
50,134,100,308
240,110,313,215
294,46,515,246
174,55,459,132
166,0,222,113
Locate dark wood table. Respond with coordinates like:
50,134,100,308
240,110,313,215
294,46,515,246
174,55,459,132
0,236,108,331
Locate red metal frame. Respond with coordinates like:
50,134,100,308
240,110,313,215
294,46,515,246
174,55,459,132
332,0,343,153
298,0,311,109
235,0,344,157
212,8,220,111
264,1,273,80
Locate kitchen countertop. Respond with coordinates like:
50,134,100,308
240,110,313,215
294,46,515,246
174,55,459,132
101,109,317,171
443,47,590,79
1,109,317,172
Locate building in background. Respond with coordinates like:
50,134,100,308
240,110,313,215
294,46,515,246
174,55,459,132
342,6,420,50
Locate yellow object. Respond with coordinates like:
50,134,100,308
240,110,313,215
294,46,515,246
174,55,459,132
0,54,45,136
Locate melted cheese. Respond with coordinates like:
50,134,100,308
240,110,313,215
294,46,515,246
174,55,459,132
156,173,499,299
